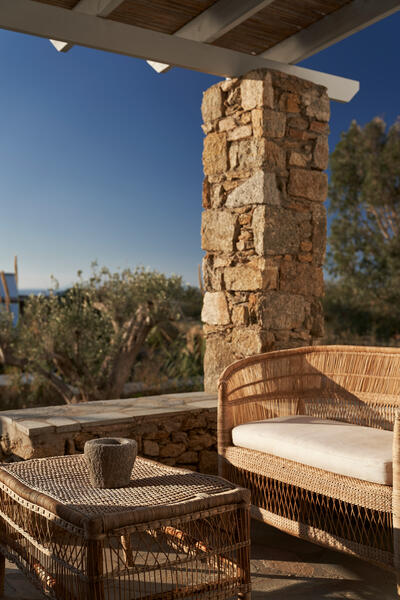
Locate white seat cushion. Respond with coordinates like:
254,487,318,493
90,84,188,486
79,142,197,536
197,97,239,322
232,415,393,485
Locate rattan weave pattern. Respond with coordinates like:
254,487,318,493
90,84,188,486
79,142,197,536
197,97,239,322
0,455,234,516
217,345,400,596
0,456,251,600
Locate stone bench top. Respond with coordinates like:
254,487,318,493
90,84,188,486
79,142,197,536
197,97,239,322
0,392,217,438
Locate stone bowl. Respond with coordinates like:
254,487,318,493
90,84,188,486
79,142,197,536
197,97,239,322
84,437,137,489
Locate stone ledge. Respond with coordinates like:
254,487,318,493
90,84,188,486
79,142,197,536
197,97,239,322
0,393,219,472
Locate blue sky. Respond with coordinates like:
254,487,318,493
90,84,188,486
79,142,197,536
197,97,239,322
1,11,400,289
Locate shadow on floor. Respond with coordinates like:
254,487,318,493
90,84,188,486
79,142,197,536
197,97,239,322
3,518,397,599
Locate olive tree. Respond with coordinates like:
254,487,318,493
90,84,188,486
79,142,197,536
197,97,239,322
0,266,185,403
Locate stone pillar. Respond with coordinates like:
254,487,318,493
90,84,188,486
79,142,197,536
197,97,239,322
201,69,329,392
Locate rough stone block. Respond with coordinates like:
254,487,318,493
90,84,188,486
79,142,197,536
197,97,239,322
232,304,249,325
204,335,235,392
201,85,224,123
203,132,228,175
252,108,286,138
188,432,215,450
264,141,286,170
235,138,266,170
177,451,198,464
289,152,308,167
310,120,330,133
201,291,230,325
253,206,306,255
171,431,188,443
287,116,308,130
202,178,210,209
288,169,328,202
143,439,160,457
224,259,278,291
219,116,235,131
313,135,329,170
201,210,237,253
280,92,300,113
226,170,279,208
241,70,274,110
301,242,313,254
312,204,327,265
263,292,306,329
280,262,324,297
227,125,252,141
159,442,186,458
210,183,224,208
232,327,265,356
305,94,330,122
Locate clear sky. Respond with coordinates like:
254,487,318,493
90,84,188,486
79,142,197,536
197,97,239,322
1,11,400,290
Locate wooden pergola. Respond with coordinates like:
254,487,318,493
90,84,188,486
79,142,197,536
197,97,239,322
1,0,400,390
1,0,399,103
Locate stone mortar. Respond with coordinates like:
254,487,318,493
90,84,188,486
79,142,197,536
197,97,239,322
84,437,137,488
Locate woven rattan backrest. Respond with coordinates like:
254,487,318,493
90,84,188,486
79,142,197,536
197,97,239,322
218,346,400,449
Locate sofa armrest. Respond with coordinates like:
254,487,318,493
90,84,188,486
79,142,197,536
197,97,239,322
217,348,320,460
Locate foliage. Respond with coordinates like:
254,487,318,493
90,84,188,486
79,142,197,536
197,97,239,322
327,117,400,338
0,266,197,404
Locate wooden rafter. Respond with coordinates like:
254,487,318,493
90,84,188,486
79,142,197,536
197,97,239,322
0,0,359,103
147,0,276,73
261,0,400,64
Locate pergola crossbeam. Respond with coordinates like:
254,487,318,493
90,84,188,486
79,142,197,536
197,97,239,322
0,0,359,103
148,0,275,73
50,0,124,53
261,0,400,64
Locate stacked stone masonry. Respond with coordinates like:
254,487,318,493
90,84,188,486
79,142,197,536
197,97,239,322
0,395,218,474
201,69,329,391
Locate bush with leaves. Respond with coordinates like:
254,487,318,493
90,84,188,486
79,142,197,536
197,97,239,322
0,266,192,404
327,117,400,338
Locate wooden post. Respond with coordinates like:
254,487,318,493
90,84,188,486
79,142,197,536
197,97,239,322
0,273,10,313
14,256,18,288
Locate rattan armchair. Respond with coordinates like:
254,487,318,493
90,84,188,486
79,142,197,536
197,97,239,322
218,345,400,594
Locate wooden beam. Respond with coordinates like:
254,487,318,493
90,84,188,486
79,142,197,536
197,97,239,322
148,0,275,73
0,272,10,313
50,0,124,53
261,0,400,64
14,256,18,288
0,0,359,102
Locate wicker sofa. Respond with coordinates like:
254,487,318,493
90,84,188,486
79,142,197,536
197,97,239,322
217,345,400,593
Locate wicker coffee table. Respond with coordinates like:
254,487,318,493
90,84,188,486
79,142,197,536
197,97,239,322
0,455,251,600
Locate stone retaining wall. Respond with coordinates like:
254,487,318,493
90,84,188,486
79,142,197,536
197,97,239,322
0,394,218,474
70,409,218,474
201,68,329,391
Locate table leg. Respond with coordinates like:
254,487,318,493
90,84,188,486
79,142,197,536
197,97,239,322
0,553,5,598
121,534,134,567
237,503,251,600
87,541,104,600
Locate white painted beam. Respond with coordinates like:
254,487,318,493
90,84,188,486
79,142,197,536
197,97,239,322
50,0,123,53
261,0,400,64
148,0,275,74
0,0,359,102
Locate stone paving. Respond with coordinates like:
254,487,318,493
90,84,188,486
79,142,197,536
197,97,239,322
3,520,396,599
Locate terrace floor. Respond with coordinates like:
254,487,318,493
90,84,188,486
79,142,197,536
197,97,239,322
4,520,396,599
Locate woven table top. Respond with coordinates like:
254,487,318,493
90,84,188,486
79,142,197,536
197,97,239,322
0,455,249,536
